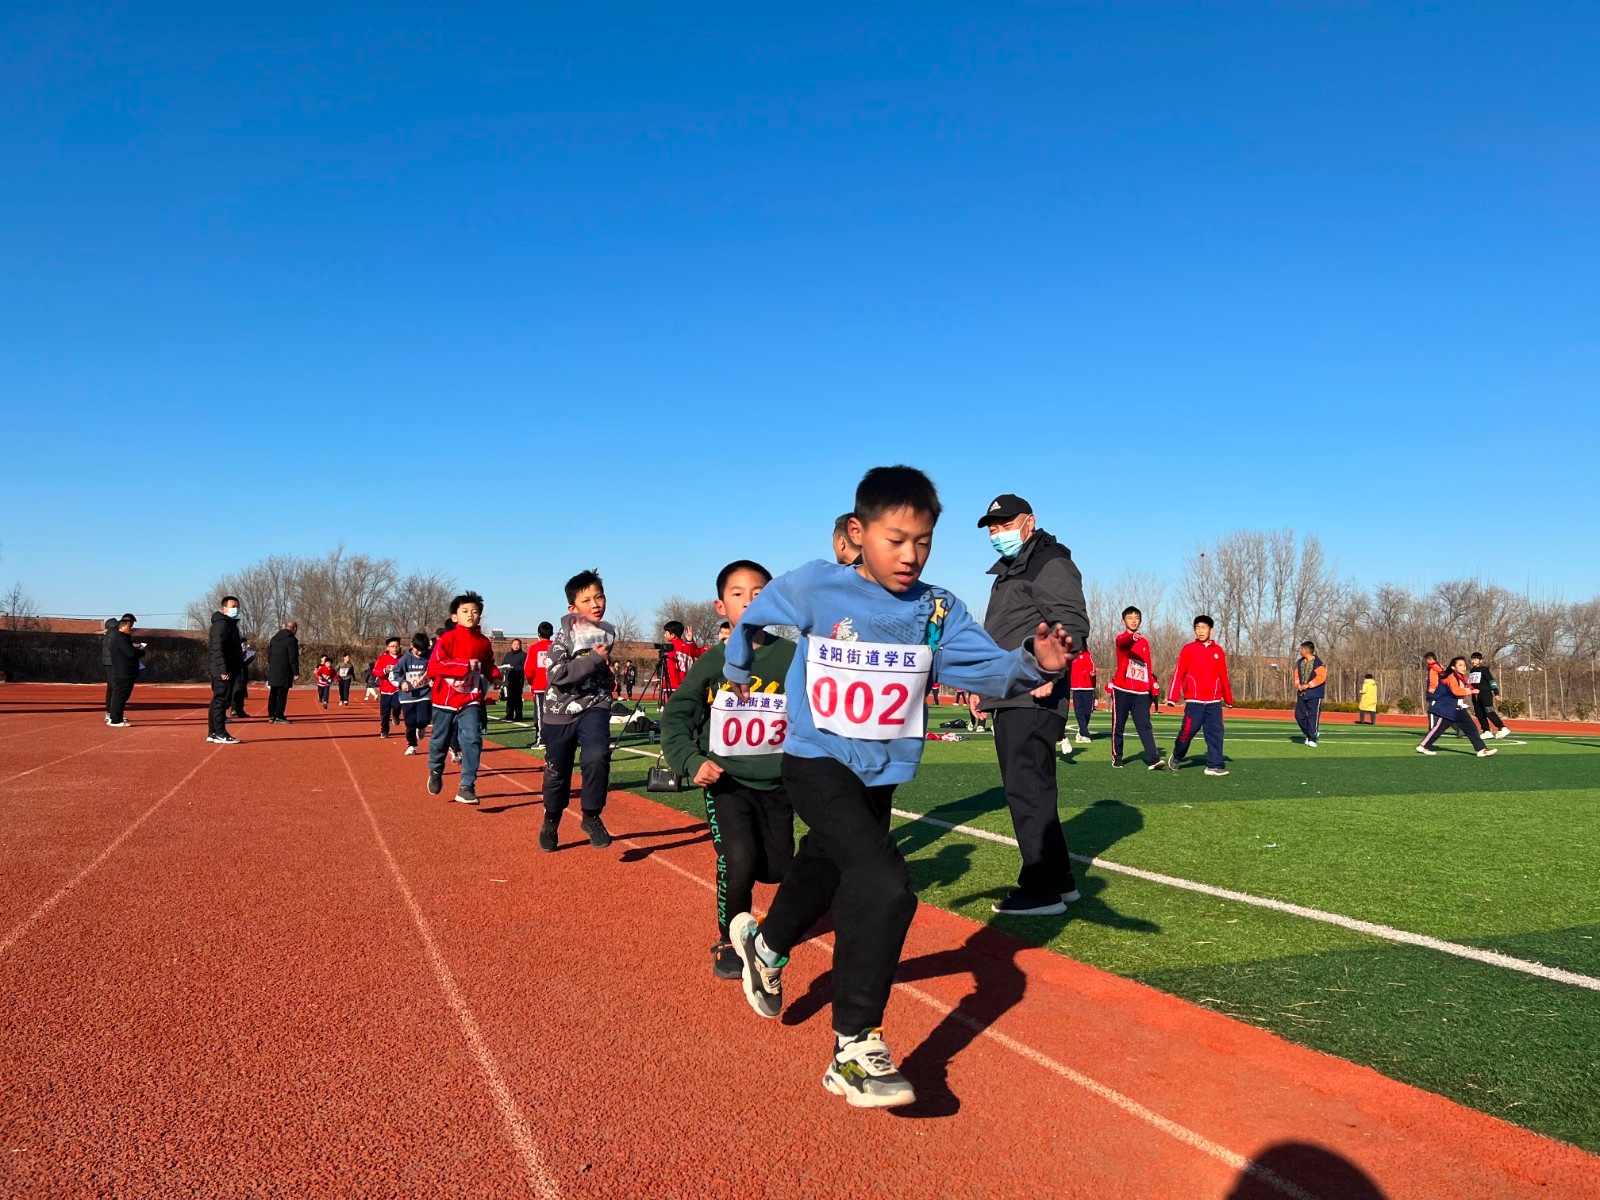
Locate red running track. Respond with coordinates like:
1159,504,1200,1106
1,684,1596,1199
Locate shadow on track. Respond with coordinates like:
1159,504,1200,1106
1227,1141,1389,1199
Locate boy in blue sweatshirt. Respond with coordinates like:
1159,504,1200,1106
724,466,1073,1108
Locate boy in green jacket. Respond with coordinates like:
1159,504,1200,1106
661,560,796,980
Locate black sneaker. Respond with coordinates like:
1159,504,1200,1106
538,815,559,852
710,940,741,980
453,786,479,806
1111,758,1125,768
580,813,613,848
823,1029,916,1108
1166,757,1181,773
427,771,443,796
991,889,1067,917
728,912,784,1018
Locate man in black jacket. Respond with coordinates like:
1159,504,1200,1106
266,621,301,723
975,494,1091,917
231,640,255,718
208,598,245,744
500,638,528,722
106,614,144,727
100,617,119,723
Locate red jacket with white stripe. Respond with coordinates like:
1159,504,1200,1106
1070,649,1096,691
374,651,401,695
427,625,501,710
1112,632,1160,695
1166,639,1234,705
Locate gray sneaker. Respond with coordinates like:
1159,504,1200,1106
823,1029,916,1109
729,912,784,1018
1204,767,1230,776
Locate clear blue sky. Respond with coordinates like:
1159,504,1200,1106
5,2,1596,633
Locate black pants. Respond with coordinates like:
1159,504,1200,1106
1071,690,1095,738
705,779,795,938
1472,696,1505,732
108,676,136,723
317,685,330,706
760,753,916,1037
503,672,525,721
338,678,352,704
104,671,114,715
267,685,290,722
1421,711,1486,751
209,677,232,736
993,707,1076,901
1294,695,1321,742
1111,690,1159,764
379,693,401,735
231,675,249,715
541,707,612,816
1355,709,1376,724
1172,701,1225,769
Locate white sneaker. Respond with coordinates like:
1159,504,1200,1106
1075,734,1091,744
404,746,417,756
1305,740,1318,748
1416,745,1436,756
107,720,131,728
1058,739,1073,755
1477,747,1498,758
1496,728,1511,739
823,1029,916,1109
1204,767,1229,776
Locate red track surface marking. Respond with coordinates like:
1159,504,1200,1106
4,684,1598,1199
326,730,559,1200
0,750,220,959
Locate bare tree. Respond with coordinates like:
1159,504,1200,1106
655,595,721,645
610,607,646,647
385,570,458,638
0,581,39,631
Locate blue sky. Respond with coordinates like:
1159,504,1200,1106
4,2,1596,632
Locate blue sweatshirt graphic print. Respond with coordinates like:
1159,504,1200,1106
724,559,1048,785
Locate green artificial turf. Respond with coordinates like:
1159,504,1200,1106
487,701,1600,1152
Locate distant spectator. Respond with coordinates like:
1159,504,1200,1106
1356,673,1378,724
207,597,245,745
832,512,859,565
501,638,528,722
266,620,301,724
100,618,118,721
105,614,144,727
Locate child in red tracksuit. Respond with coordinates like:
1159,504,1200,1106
662,621,705,705
314,657,335,708
1069,647,1097,743
374,637,403,738
1111,606,1164,769
1164,615,1233,775
426,592,500,805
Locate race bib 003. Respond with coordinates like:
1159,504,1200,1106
710,690,788,757
805,635,930,741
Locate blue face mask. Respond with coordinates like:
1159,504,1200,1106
990,529,1025,558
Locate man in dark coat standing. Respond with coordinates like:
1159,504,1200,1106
500,638,528,722
974,494,1091,917
208,597,245,744
101,617,119,723
266,620,301,724
106,614,145,727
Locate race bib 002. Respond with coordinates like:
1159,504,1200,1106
710,690,788,757
805,635,930,741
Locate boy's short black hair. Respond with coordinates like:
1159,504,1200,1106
663,620,685,638
221,595,239,606
119,613,136,626
1449,655,1467,669
537,621,554,638
719,620,730,630
716,559,772,597
853,465,942,525
385,635,401,646
449,591,484,615
1194,614,1214,629
1300,640,1316,651
833,512,855,536
1364,672,1374,678
1122,606,1141,619
436,626,449,636
412,632,431,653
1470,651,1484,660
1423,651,1437,661
565,570,603,604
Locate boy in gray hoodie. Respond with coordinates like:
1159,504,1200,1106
539,569,619,852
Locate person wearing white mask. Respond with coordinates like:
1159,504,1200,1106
207,596,245,744
974,494,1091,916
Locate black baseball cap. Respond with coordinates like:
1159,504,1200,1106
977,493,1032,527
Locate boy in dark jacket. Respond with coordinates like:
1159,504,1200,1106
660,560,795,979
539,570,618,851
1467,652,1510,739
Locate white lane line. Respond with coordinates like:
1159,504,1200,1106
890,810,1600,993
0,707,198,786
633,815,1313,1200
0,718,84,744
0,751,221,960
328,736,558,1200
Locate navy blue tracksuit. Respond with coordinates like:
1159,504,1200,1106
1172,701,1225,769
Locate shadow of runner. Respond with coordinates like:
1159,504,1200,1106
1227,1142,1389,1199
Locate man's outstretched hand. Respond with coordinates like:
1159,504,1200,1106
1033,622,1074,673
